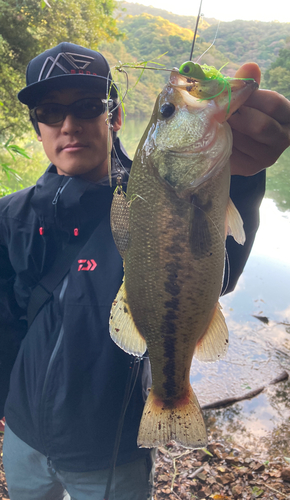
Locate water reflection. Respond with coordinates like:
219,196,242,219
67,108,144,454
266,146,290,212
203,380,290,460
119,119,148,159
190,187,290,459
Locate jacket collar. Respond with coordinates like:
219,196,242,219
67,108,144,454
30,138,132,234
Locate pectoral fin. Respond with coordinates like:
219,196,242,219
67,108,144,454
110,281,147,356
110,185,130,258
226,197,245,245
194,303,228,362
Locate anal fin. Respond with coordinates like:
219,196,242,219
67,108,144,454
137,385,207,449
226,197,245,245
110,281,147,356
194,302,228,362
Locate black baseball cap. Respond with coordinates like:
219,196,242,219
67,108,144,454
18,42,118,108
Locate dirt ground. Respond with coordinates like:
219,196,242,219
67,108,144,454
1,432,290,500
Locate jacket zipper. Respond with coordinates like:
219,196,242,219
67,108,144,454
52,178,72,205
39,275,69,463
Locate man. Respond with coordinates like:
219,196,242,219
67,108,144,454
0,42,289,500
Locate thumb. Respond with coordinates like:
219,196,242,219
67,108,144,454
234,62,261,86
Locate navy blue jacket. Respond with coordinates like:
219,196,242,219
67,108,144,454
0,138,265,471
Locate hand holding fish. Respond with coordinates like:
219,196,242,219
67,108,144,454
229,62,290,176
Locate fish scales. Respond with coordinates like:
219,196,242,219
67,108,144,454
110,69,258,449
125,164,229,401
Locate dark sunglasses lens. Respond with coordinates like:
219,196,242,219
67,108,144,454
33,99,107,124
74,99,104,119
35,104,65,124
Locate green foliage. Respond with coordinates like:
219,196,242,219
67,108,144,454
118,13,194,63
0,132,48,194
0,136,32,195
264,45,290,99
265,146,290,212
100,38,166,118
200,20,290,73
251,486,264,497
99,12,230,118
0,0,122,138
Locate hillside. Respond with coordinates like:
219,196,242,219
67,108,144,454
99,3,290,117
201,20,290,72
100,9,238,117
117,2,290,71
116,1,214,30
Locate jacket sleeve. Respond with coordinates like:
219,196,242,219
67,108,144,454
0,242,27,418
222,170,266,294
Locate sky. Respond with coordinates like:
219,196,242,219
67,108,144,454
132,0,290,23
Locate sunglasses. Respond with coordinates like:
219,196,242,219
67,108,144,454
30,98,114,125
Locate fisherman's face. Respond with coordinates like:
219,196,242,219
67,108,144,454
36,88,122,183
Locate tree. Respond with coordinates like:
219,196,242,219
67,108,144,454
0,0,122,138
264,45,290,100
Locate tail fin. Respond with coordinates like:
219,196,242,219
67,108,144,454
137,385,207,449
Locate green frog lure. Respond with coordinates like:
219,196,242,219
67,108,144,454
179,61,255,114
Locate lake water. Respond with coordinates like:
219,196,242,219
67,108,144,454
7,120,290,459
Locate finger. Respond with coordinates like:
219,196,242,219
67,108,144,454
231,129,282,169
230,147,263,176
234,62,261,86
228,105,290,149
241,89,290,124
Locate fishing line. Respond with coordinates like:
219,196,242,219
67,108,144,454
106,68,130,187
221,246,231,296
112,141,133,182
114,64,177,73
196,20,220,63
103,357,141,500
189,0,203,61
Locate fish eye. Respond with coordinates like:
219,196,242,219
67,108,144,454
160,102,175,118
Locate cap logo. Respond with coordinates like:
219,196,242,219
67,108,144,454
38,52,95,81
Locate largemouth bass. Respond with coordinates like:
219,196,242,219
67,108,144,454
110,68,258,449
